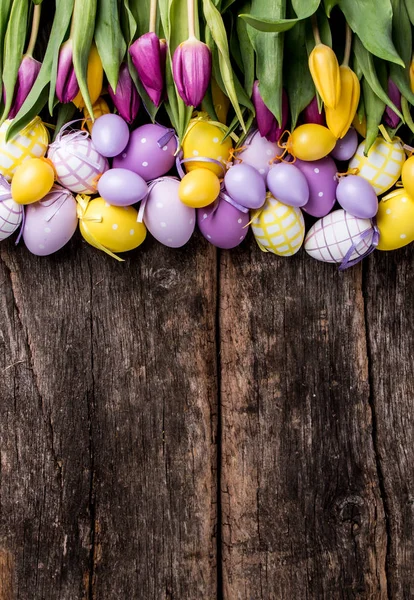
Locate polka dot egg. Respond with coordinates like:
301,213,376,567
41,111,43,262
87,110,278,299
0,117,49,181
349,136,405,195
182,119,233,176
237,129,283,179
252,193,305,256
197,196,249,249
0,176,23,241
376,188,414,250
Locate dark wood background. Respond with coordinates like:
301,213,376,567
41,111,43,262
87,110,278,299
0,229,412,600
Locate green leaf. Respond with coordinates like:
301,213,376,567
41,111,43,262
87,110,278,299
323,0,339,16
53,103,77,141
236,1,254,95
285,20,315,129
1,0,29,123
94,0,126,91
6,85,49,141
402,96,414,135
338,0,403,66
404,0,414,26
48,0,76,113
72,0,97,118
0,0,13,97
239,0,319,32
362,73,385,154
389,0,414,105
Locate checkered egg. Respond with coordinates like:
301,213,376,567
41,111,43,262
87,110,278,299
349,137,405,195
0,176,23,241
304,209,374,263
251,194,305,256
0,117,49,181
48,136,109,194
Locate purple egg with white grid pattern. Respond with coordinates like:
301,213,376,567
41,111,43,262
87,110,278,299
48,136,109,194
304,209,375,264
197,196,249,249
295,157,338,217
113,124,177,181
0,176,23,241
23,186,78,256
236,129,283,180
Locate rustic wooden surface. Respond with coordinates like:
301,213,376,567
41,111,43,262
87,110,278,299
0,230,412,599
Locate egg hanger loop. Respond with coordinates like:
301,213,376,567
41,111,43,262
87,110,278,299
336,167,359,179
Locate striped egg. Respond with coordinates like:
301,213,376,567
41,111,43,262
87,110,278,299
349,137,405,195
251,193,305,256
0,117,49,181
0,176,23,240
304,209,375,263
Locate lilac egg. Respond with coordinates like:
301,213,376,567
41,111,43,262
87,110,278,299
113,124,177,181
266,162,309,207
236,129,283,179
98,168,148,206
143,177,195,247
336,175,378,219
224,163,266,209
91,114,130,157
23,186,77,256
197,196,249,249
295,157,338,217
331,127,358,161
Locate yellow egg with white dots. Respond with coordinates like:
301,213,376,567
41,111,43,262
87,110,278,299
349,137,405,195
182,119,232,176
377,188,414,250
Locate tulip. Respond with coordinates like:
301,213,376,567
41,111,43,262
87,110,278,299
303,97,325,126
172,37,211,107
108,63,140,124
384,79,401,129
252,81,288,143
129,33,166,107
326,66,360,139
56,40,79,103
72,43,103,109
8,56,41,118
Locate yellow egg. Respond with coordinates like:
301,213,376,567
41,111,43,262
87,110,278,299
79,197,146,254
251,193,305,256
377,188,414,250
182,120,232,176
178,169,221,208
0,117,49,181
11,158,55,205
287,124,336,161
401,155,414,199
349,137,405,195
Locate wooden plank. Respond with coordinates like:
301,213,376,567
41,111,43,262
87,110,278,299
364,247,414,599
219,241,388,599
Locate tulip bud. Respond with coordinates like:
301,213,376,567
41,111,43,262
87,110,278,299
325,66,360,139
384,79,401,129
252,81,288,143
8,56,41,118
108,63,140,124
303,96,325,126
172,37,211,107
72,43,103,109
56,40,79,103
129,33,166,107
309,44,341,109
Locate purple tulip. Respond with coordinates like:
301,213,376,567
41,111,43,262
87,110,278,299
384,79,401,129
8,56,41,119
108,63,140,124
303,96,325,126
252,81,288,143
172,37,211,107
129,33,166,107
56,40,79,103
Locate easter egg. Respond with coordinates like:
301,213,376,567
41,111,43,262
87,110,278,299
48,132,108,194
251,194,305,256
0,176,23,240
349,137,405,195
401,155,414,199
0,117,49,181
197,196,249,249
144,177,195,247
266,163,309,207
304,209,375,263
23,186,78,256
11,158,55,205
83,97,111,134
331,127,358,161
377,189,414,250
287,124,336,161
182,120,232,176
113,124,176,181
98,168,148,206
79,197,146,253
224,163,266,209
295,157,338,217
236,129,282,179
336,175,378,219
91,114,130,157
178,169,220,208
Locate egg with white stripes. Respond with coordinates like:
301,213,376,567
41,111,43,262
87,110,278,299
0,117,49,181
251,193,305,256
0,176,23,241
349,136,405,195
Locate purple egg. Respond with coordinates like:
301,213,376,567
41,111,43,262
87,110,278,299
143,177,195,247
23,186,77,256
98,168,148,206
224,163,266,209
266,162,309,207
113,124,177,181
236,129,283,179
197,196,249,249
295,157,338,217
91,114,130,157
330,127,358,161
336,175,378,218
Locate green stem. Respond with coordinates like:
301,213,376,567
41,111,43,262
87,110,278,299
342,23,352,67
311,14,321,45
25,3,41,57
187,0,195,39
149,0,157,33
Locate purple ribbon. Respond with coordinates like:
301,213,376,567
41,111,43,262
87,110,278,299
220,191,249,213
157,128,179,152
136,178,179,223
49,118,103,172
338,221,380,271
175,153,226,180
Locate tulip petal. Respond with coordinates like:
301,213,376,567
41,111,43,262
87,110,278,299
108,62,140,124
129,33,165,107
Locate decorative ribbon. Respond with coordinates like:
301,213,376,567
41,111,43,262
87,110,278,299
76,194,124,262
336,167,359,179
220,191,249,213
156,128,179,152
175,151,226,180
136,178,167,223
338,221,380,271
49,119,104,172
378,124,394,144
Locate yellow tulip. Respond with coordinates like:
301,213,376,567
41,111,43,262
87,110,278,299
73,43,103,110
308,43,341,109
326,66,360,139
